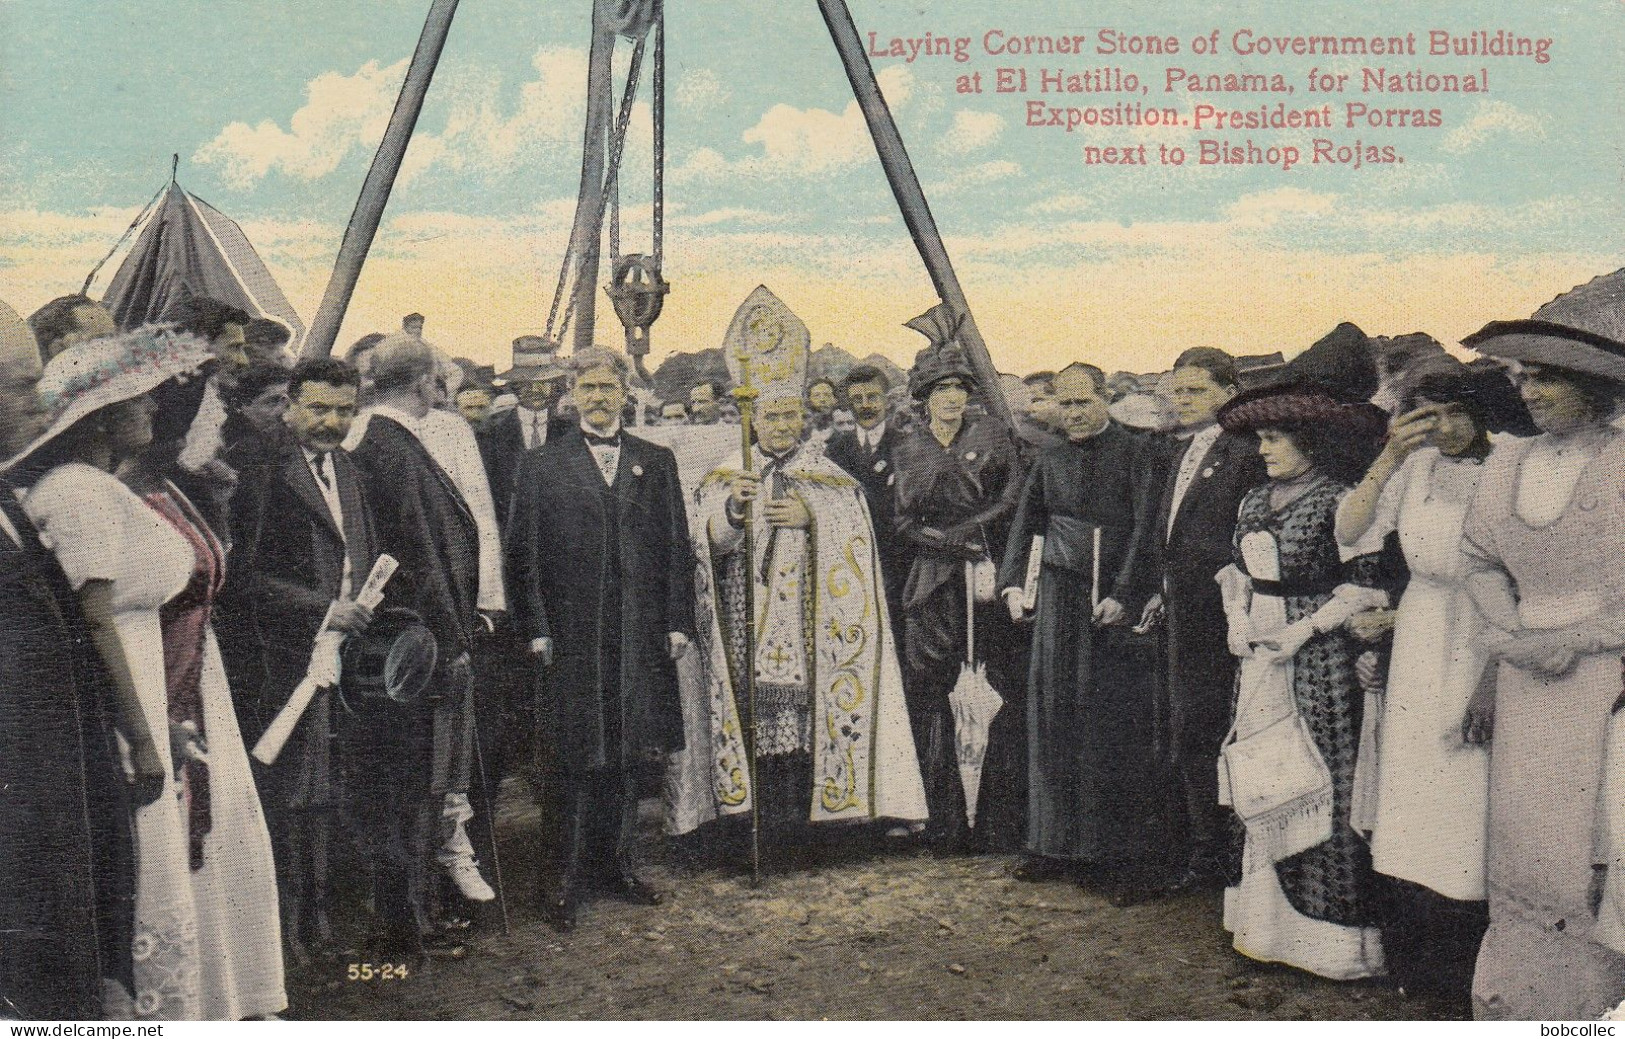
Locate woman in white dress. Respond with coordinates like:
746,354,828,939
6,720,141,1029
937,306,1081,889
1335,366,1534,1002
1456,275,1625,1020
11,329,285,1020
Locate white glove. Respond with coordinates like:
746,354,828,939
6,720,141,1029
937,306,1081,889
1253,618,1315,667
1226,613,1254,659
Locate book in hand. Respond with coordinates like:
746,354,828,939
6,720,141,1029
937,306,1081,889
1021,535,1043,612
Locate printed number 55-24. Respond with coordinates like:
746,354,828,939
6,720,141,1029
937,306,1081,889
347,963,408,981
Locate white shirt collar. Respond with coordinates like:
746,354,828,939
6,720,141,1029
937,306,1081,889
370,403,425,435
859,419,887,448
581,419,622,440
1179,421,1221,443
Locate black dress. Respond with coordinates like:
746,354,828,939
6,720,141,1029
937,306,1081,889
892,418,1025,848
0,483,133,1018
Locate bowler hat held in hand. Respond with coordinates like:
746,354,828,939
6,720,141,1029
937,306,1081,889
339,607,437,719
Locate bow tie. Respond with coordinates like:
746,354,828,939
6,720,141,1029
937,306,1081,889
582,431,621,448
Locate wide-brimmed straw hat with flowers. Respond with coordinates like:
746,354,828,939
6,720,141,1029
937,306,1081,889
2,325,214,472
1463,268,1625,385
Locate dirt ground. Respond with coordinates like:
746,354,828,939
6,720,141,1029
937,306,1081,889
289,789,1463,1022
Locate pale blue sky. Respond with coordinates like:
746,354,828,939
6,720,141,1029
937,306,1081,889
1,0,1620,371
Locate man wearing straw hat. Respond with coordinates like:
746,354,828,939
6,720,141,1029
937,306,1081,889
477,336,570,528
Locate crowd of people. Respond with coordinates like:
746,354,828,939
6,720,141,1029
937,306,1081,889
4,270,1625,1023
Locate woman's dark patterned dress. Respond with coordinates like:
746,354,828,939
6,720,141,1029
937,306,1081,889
1233,477,1383,929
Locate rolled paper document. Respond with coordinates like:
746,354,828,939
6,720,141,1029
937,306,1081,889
252,554,398,765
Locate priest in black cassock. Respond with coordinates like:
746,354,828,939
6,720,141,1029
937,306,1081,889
997,363,1160,889
505,347,696,932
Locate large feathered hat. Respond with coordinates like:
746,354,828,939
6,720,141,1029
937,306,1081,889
1463,269,1625,385
1217,380,1386,441
3,326,214,472
906,302,978,400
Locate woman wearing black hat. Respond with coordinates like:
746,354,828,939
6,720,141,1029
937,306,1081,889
1335,366,1534,1002
1214,383,1389,980
892,341,1025,852
1456,271,1625,1020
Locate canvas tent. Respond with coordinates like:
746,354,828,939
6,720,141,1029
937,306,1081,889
99,181,305,349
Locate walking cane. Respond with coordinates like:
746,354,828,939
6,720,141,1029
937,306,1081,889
469,707,510,936
732,357,763,887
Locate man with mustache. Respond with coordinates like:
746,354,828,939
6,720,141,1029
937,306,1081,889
824,364,910,622
222,357,377,959
505,347,696,932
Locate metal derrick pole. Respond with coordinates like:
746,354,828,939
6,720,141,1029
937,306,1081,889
815,0,1015,429
303,0,461,359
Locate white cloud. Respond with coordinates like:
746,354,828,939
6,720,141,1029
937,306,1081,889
195,59,407,189
937,110,1004,156
195,47,594,189
928,160,1021,196
671,66,916,184
1442,101,1546,154
424,47,591,176
667,208,790,228
1224,187,1341,227
675,68,730,110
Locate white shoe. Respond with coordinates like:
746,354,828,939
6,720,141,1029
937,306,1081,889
445,855,496,902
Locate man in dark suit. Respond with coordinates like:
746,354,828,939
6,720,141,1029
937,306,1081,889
223,357,376,957
505,347,696,932
476,337,571,527
472,339,571,847
348,334,486,953
1134,347,1266,890
0,300,137,1019
823,364,910,621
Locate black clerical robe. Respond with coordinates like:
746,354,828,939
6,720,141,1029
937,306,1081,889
997,422,1159,863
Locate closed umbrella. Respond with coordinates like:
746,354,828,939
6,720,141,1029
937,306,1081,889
950,561,1004,826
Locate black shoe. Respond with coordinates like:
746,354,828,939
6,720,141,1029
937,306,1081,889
1166,856,1226,895
1008,856,1069,883
610,875,663,906
543,893,578,932
420,929,468,958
